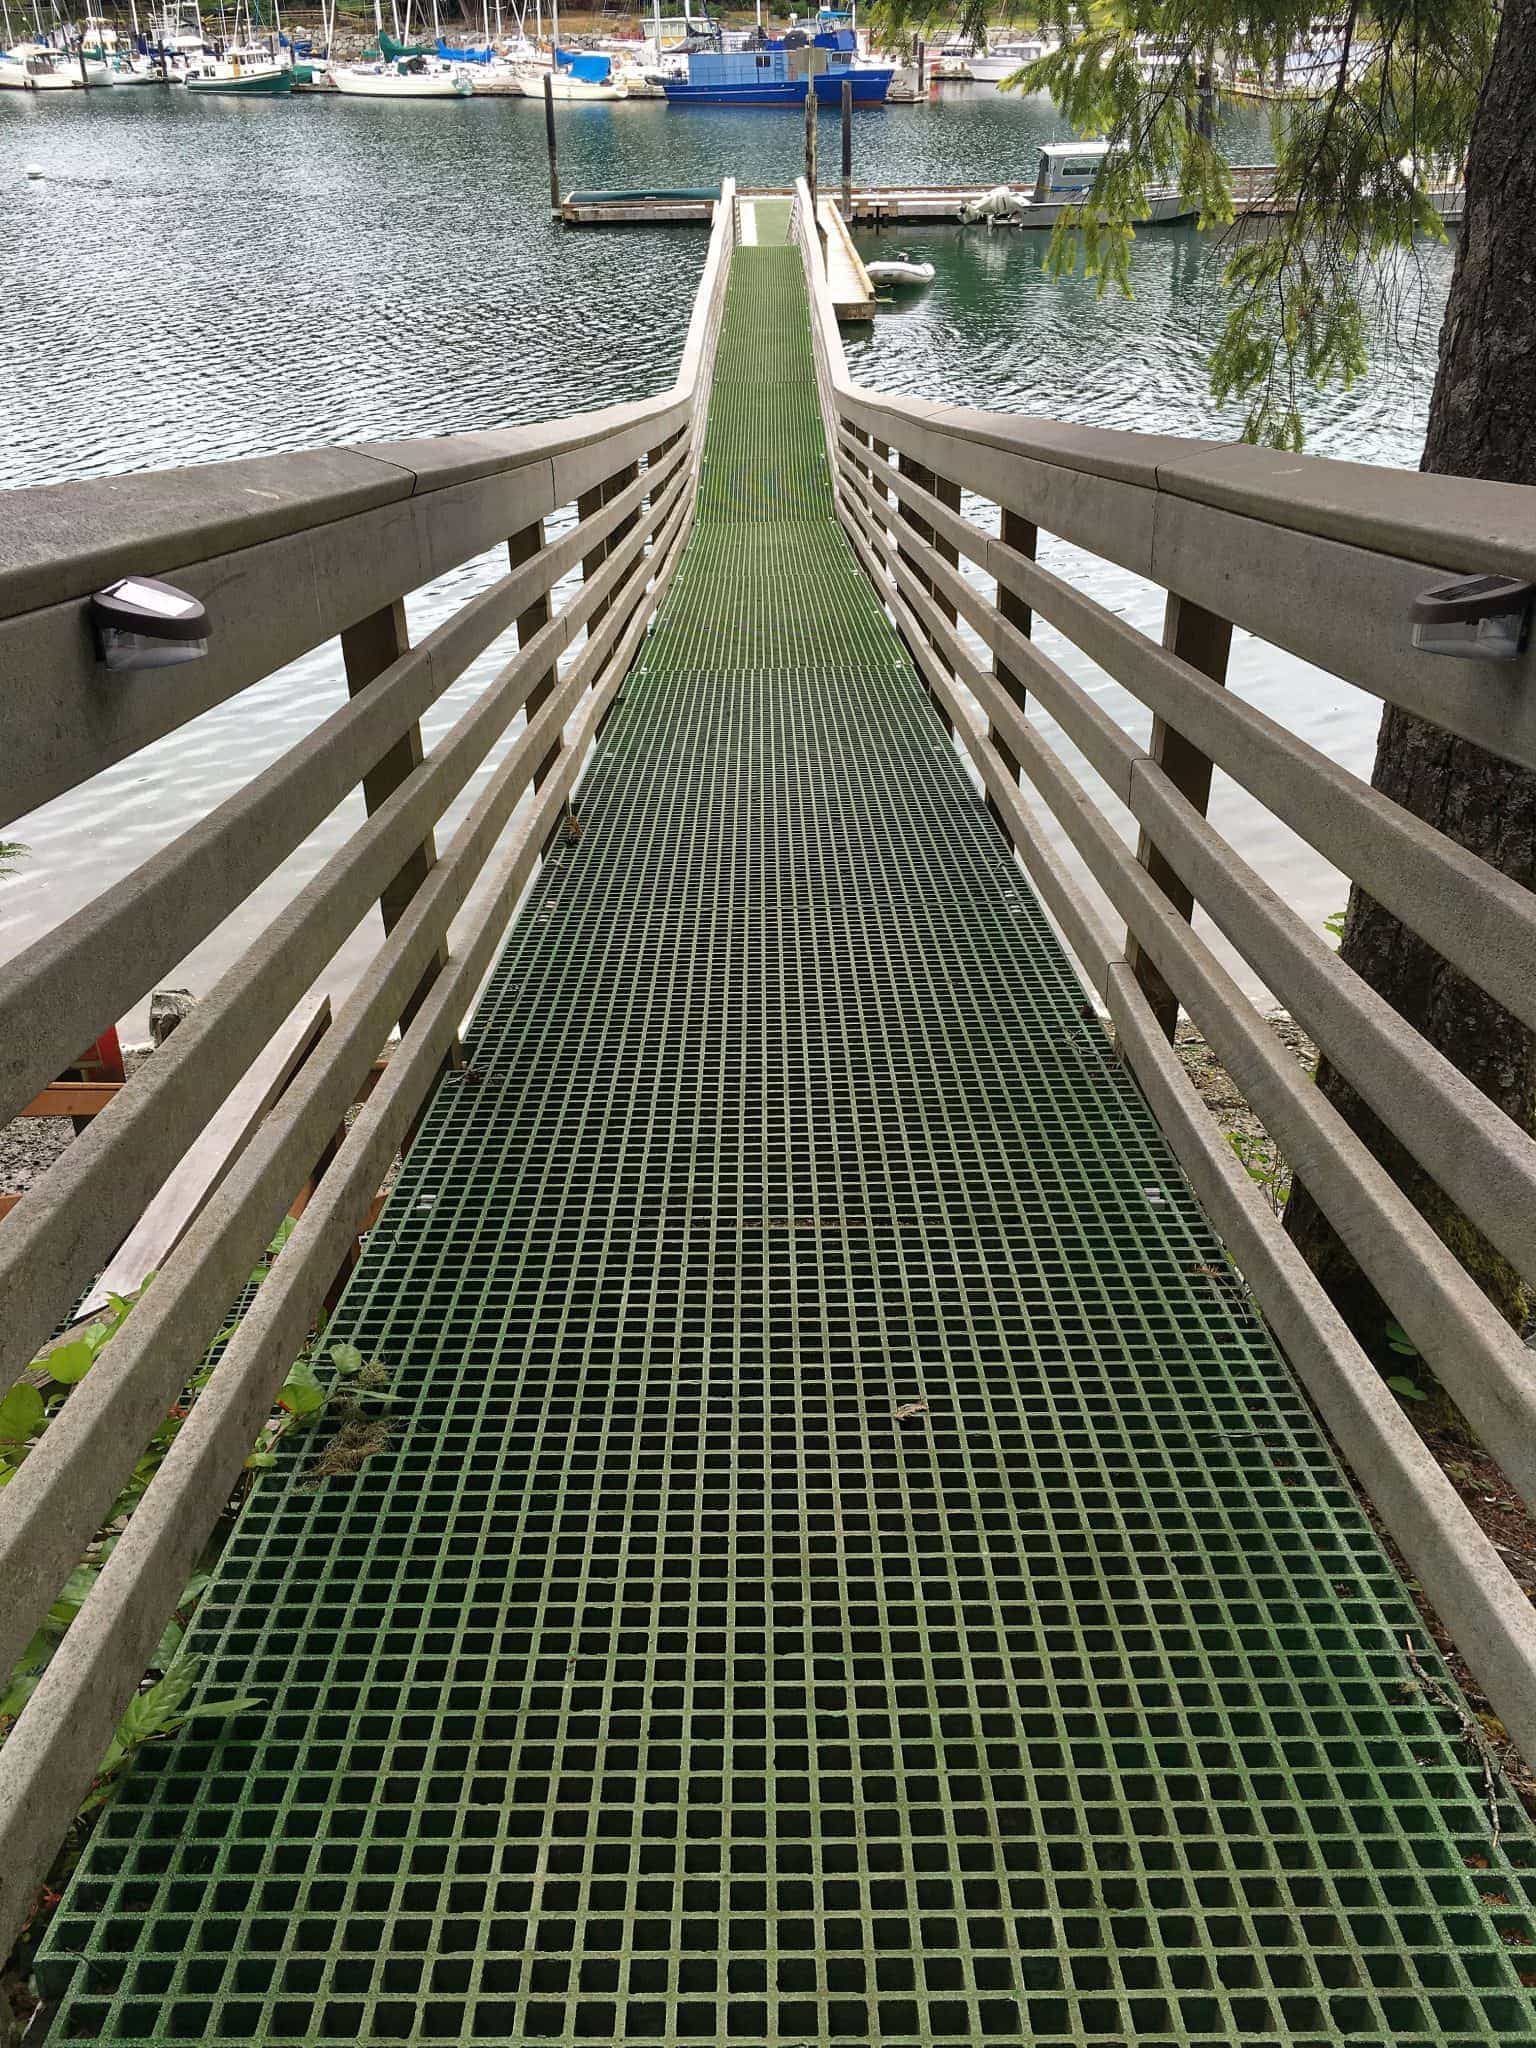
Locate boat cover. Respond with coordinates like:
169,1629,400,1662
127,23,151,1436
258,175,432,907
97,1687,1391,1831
379,30,432,57
561,50,612,80
436,37,492,59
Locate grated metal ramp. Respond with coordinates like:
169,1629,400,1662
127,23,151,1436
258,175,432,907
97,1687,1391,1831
36,243,1536,2047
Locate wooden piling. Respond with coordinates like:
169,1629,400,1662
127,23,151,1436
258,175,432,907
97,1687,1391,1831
804,83,817,213
841,79,852,216
544,73,560,213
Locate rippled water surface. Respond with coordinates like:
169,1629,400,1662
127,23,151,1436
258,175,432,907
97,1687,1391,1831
0,84,1453,1025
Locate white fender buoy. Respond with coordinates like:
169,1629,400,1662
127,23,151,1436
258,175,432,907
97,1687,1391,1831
25,165,45,180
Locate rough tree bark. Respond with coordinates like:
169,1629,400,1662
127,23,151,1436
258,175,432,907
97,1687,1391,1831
1286,0,1536,1340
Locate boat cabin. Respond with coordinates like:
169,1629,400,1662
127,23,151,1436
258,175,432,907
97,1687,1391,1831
1030,139,1114,202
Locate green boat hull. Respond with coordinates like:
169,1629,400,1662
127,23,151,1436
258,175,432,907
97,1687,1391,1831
185,67,293,93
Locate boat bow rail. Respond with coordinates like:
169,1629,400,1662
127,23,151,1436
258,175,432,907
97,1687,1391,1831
0,184,734,1954
792,174,1536,1763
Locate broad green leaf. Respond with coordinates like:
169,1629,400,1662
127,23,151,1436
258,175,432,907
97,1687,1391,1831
1387,1375,1428,1403
46,1338,98,1385
0,1383,46,1444
1384,1320,1420,1357
0,1669,40,1721
330,1342,365,1377
277,1356,326,1421
181,1694,263,1722
48,1563,99,1625
152,1615,185,1670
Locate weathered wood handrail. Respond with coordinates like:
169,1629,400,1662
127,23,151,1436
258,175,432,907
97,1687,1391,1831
791,178,1536,1767
0,185,736,1954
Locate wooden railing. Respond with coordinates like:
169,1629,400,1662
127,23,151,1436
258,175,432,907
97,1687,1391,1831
0,185,735,1951
791,179,1536,1758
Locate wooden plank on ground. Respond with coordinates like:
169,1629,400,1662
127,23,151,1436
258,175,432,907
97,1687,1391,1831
20,1083,122,1119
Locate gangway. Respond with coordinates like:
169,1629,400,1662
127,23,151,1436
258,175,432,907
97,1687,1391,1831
1,183,1535,2046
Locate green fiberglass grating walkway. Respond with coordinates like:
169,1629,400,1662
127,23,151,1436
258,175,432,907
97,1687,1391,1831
37,244,1536,2047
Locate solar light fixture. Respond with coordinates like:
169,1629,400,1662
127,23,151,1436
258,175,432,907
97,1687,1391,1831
90,576,209,673
1410,572,1534,663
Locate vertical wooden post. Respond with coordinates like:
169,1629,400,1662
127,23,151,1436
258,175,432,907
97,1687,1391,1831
804,84,817,215
929,474,961,625
577,482,612,624
508,521,561,791
916,36,925,94
340,599,447,1034
544,73,560,214
987,506,1037,835
894,453,954,738
841,78,852,218
594,462,641,739
1125,592,1233,1041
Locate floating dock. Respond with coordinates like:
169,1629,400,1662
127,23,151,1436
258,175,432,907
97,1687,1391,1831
563,171,1465,233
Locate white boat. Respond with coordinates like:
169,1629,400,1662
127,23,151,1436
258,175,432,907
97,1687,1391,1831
967,34,1055,84
960,140,1194,229
0,46,110,86
544,68,623,98
185,46,293,90
931,39,975,77
112,51,186,79
613,55,665,94
331,53,473,94
866,253,935,286
144,1,208,58
542,49,624,97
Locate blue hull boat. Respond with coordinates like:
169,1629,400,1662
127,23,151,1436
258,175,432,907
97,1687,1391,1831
663,78,805,103
664,34,893,106
811,66,892,102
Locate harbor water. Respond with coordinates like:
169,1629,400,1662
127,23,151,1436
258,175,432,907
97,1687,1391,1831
0,84,1455,1026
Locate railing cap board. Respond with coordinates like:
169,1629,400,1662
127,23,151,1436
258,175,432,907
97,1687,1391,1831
0,395,691,629
0,448,414,621
847,390,1194,491
841,363,1536,581
1154,442,1536,581
350,397,683,499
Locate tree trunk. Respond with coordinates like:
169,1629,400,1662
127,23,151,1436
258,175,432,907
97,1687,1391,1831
1285,0,1536,1344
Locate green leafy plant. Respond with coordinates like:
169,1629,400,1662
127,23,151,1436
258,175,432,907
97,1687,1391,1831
1228,1128,1291,1213
84,1651,262,1811
1387,1373,1429,1403
0,1224,371,1836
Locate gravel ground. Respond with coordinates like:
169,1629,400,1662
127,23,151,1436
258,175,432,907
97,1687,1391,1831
0,1047,153,1198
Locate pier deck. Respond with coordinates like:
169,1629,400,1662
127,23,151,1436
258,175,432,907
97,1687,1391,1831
31,206,1533,2048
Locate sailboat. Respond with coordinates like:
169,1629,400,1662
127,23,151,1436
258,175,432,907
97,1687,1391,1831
331,0,473,95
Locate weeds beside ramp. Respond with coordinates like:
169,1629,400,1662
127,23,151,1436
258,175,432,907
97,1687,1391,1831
36,227,1536,2045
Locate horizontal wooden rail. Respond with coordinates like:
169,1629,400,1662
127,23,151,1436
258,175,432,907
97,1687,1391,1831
835,443,1536,1290
0,487,701,1939
0,445,688,1131
0,453,696,1392
792,178,1536,1774
0,183,736,1963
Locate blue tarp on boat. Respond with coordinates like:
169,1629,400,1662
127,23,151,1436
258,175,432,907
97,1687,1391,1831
556,47,612,81
436,37,493,59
